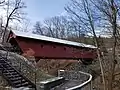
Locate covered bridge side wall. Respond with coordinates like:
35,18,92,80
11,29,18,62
15,36,96,59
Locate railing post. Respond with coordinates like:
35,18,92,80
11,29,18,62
5,51,8,59
2,67,3,75
35,68,37,90
19,61,22,86
58,70,65,77
90,80,92,90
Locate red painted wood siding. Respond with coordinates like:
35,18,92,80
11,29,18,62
15,37,96,59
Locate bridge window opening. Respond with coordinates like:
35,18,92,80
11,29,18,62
41,45,44,48
53,46,56,48
64,47,66,50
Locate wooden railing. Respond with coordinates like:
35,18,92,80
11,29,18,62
0,49,53,84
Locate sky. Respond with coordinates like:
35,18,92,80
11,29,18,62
25,0,70,24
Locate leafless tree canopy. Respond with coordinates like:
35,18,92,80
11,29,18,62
33,21,44,35
0,0,5,5
64,0,120,90
33,16,88,40
2,0,26,43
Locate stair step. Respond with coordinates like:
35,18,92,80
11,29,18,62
0,57,36,89
22,82,29,85
10,77,22,81
3,72,18,75
15,82,29,87
3,65,10,68
1,62,8,64
6,75,15,78
12,74,21,77
7,75,20,78
2,70,10,73
13,79,26,84
0,60,5,62
27,85,33,87
7,69,14,71
3,72,17,76
0,68,3,71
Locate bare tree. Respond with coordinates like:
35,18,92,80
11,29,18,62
65,0,106,89
33,15,87,40
91,0,120,90
43,16,86,39
0,0,5,5
2,0,26,43
44,18,55,37
44,16,67,38
66,0,120,90
33,21,44,35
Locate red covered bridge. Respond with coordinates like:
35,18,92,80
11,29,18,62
7,30,97,64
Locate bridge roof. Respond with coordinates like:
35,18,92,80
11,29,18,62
11,30,96,49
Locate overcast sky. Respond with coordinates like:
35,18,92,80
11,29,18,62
25,0,70,23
